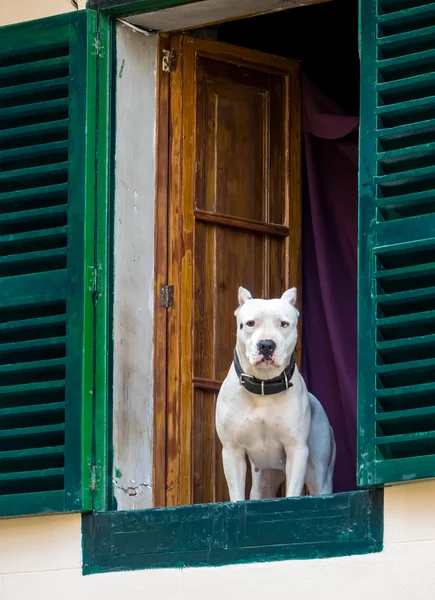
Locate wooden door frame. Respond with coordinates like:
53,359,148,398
153,33,302,508
152,33,171,508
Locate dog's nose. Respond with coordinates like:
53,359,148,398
258,339,276,357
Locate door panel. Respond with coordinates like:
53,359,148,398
196,57,286,223
164,35,301,506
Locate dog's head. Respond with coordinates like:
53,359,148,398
235,287,299,372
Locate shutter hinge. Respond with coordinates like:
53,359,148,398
88,265,103,307
88,266,100,307
160,284,174,308
90,464,98,493
93,34,104,58
162,49,177,73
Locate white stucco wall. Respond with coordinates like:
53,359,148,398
0,481,434,599
0,0,85,26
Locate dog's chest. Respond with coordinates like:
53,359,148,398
234,402,293,465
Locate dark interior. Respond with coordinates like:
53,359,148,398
215,0,359,115
195,0,360,493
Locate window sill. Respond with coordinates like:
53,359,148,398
82,488,383,573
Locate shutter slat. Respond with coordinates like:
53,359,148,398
0,423,65,442
376,285,435,305
0,162,68,187
0,337,66,355
0,56,69,85
0,248,66,267
376,356,435,374
375,455,435,482
0,401,65,418
0,446,64,464
378,48,435,87
376,333,435,353
377,188,435,219
375,164,435,186
0,314,65,334
0,403,64,433
377,25,435,54
0,359,65,375
0,205,67,226
375,260,435,280
0,468,64,481
378,4,435,28
377,406,435,422
376,381,435,399
0,381,65,398
0,77,69,105
0,98,69,127
0,183,68,211
378,141,435,166
377,309,435,328
0,225,67,246
376,96,435,120
0,141,69,165
377,72,435,98
377,310,435,343
0,271,67,310
377,214,435,245
0,119,68,149
375,430,435,447
0,248,67,279
377,117,435,144
0,468,64,490
376,358,435,396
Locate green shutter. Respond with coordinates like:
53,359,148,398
359,0,435,487
0,11,98,517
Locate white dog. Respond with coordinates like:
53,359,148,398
216,287,336,501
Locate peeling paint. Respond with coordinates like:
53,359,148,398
118,58,125,78
113,24,156,511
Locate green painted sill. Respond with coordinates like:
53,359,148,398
82,489,383,573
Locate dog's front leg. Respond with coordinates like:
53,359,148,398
285,444,309,497
222,446,246,502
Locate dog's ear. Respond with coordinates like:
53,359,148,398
238,286,253,307
281,287,297,307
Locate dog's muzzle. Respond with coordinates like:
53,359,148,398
233,349,296,396
257,339,276,360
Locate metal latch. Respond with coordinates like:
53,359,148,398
162,49,177,72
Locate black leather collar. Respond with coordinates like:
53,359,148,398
233,349,296,396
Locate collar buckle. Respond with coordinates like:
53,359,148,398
239,372,254,387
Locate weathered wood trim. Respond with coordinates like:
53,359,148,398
82,489,384,573
153,33,171,509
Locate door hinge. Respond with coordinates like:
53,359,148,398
162,49,177,73
160,284,174,308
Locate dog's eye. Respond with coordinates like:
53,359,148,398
246,320,255,327
281,321,290,328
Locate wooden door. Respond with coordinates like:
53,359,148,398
162,35,301,507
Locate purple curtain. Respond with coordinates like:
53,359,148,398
301,75,359,493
